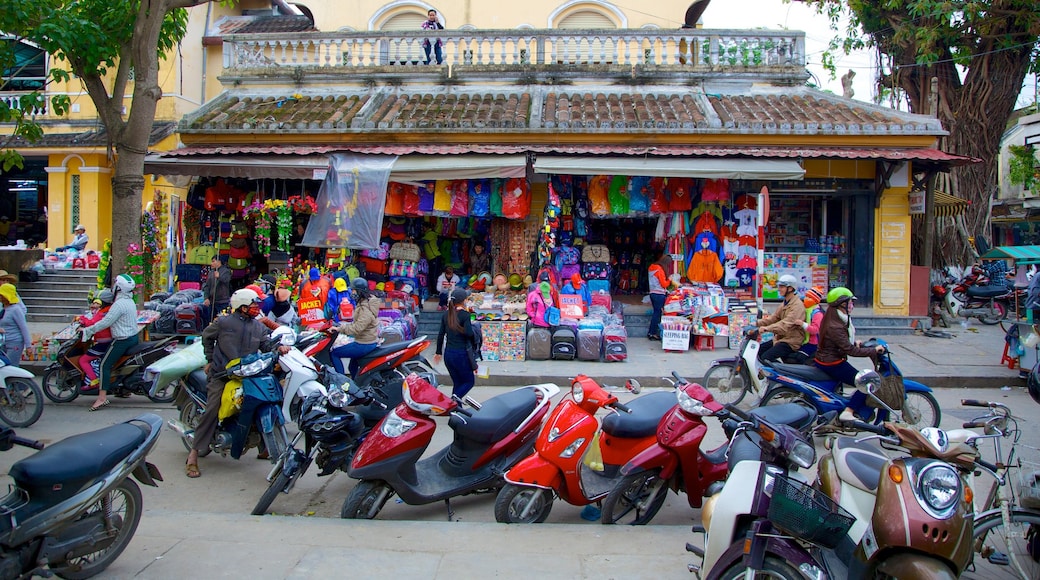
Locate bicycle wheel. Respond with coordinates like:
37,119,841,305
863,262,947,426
900,391,941,429
702,363,746,406
0,378,44,428
967,509,1040,580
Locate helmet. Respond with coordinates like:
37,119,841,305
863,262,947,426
98,288,115,305
230,288,261,310
351,277,369,292
778,274,797,288
114,274,135,295
245,284,267,300
827,287,856,306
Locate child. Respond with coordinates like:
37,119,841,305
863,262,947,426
77,289,114,391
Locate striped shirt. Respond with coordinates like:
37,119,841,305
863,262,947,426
84,295,139,340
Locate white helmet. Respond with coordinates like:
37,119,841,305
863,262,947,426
114,274,135,295
778,274,798,288
230,288,261,311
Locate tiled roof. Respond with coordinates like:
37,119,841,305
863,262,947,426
182,86,944,136
8,122,176,149
211,15,316,36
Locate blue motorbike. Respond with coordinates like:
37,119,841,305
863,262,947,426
757,338,941,432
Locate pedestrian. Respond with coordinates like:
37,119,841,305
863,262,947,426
647,253,674,341
81,275,140,411
436,265,460,310
0,283,30,364
421,9,445,65
76,289,115,390
56,224,89,252
187,288,285,478
203,255,230,324
332,277,381,377
812,287,885,422
434,288,479,398
755,274,806,363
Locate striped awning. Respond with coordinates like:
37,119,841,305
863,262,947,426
934,190,970,217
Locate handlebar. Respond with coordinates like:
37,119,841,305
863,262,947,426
13,435,43,450
976,457,1001,475
962,420,989,429
961,399,991,408
724,404,751,422
611,401,633,414
671,371,688,385
849,421,890,436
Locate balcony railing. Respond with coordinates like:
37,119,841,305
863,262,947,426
1,92,47,116
223,28,805,72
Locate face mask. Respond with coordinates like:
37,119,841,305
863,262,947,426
247,305,261,318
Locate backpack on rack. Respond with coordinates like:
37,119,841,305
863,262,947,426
582,262,611,280
582,244,611,263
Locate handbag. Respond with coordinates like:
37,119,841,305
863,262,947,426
389,242,421,263
582,244,611,263
466,343,479,371
866,364,905,410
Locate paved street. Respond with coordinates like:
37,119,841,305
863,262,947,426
1,380,1038,578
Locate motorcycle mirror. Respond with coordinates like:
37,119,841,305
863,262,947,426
625,379,642,394
854,369,881,394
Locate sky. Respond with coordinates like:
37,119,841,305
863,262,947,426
674,0,1038,110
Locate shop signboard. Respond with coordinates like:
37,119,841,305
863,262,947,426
559,295,584,319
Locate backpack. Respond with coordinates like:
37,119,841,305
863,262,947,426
555,246,580,269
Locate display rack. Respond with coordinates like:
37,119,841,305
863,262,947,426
766,199,812,249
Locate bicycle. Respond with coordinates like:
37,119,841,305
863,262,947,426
955,399,1040,580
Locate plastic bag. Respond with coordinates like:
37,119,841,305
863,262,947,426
218,379,243,421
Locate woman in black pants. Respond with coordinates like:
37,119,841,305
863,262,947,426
433,288,478,398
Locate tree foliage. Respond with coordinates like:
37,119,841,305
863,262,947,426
1,0,215,276
800,0,1040,266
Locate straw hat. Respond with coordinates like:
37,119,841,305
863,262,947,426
0,270,17,285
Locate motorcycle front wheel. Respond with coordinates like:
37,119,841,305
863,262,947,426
900,391,941,429
178,400,210,457
341,480,395,519
53,479,142,580
702,363,747,406
41,367,81,403
717,554,806,580
599,471,668,525
252,470,292,516
494,484,554,524
0,377,44,428
145,375,177,404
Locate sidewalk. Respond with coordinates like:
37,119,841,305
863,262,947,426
24,316,1024,390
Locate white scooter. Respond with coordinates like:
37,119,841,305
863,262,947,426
0,334,43,428
702,328,768,407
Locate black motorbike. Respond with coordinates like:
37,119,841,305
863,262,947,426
252,371,391,515
0,414,163,579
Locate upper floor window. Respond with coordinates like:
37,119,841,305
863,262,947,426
1,38,46,92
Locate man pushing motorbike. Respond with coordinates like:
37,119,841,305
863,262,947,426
185,288,287,478
755,274,806,363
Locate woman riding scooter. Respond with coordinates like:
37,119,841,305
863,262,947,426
332,277,380,378
812,287,885,422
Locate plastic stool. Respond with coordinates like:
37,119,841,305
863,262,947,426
694,335,715,351
1001,342,1019,370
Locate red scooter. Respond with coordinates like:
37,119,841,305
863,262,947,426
599,372,818,525
495,375,677,524
341,373,559,520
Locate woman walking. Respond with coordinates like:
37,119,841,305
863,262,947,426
647,253,674,341
434,288,478,399
0,284,30,364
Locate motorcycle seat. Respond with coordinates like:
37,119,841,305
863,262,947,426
832,436,888,493
771,362,835,383
450,387,538,444
10,423,148,497
124,340,169,356
601,391,676,438
357,340,412,362
966,285,1007,298
750,403,816,432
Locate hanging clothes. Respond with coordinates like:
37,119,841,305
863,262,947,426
686,232,723,283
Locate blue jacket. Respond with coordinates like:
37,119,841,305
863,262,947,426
561,281,591,307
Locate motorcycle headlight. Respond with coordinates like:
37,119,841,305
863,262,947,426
379,408,417,438
676,387,713,416
559,437,586,458
790,440,816,470
328,385,350,409
235,357,269,377
918,463,960,513
571,381,584,403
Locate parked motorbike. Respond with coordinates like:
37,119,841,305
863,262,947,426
169,347,291,462
311,333,435,398
494,375,675,524
759,338,942,432
252,377,386,515
41,325,179,404
0,334,43,428
702,328,769,406
601,372,818,525
934,265,1013,325
342,373,559,520
0,414,163,578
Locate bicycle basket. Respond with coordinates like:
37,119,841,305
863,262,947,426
1020,470,1040,510
768,476,855,549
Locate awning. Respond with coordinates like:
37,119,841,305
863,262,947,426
979,245,1040,265
934,190,970,217
143,153,528,180
533,156,805,180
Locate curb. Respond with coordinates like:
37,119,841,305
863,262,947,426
472,374,1025,390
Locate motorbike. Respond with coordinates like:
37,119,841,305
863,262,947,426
695,373,978,579
41,325,179,404
934,265,1014,325
342,373,559,520
701,328,770,407
252,376,386,515
0,414,163,578
0,334,43,428
601,372,818,525
169,345,291,463
311,332,436,399
759,338,942,432
494,375,675,524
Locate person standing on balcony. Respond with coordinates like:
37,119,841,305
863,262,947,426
422,9,444,65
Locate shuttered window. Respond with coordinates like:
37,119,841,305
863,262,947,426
555,10,617,64
381,13,433,65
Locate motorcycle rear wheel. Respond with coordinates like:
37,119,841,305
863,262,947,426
53,479,142,580
979,301,1008,325
252,470,293,516
600,471,668,525
41,367,81,403
341,480,395,519
0,378,44,428
702,363,747,406
759,386,816,412
717,554,805,580
494,484,554,524
145,377,177,404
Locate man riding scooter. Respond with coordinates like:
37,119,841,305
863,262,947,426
185,289,288,478
755,274,806,363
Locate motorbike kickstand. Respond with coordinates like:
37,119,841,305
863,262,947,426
444,498,455,522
